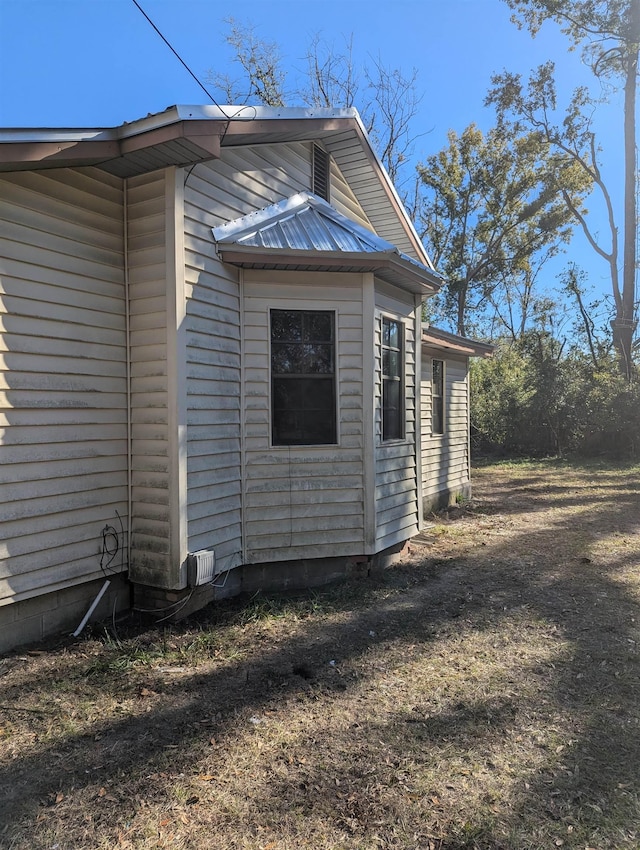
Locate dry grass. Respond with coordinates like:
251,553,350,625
1,459,639,849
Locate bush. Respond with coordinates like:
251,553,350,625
470,338,640,459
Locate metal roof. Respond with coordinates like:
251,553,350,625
213,193,443,295
0,104,433,267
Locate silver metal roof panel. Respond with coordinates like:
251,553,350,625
213,192,443,295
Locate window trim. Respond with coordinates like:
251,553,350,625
381,315,405,442
269,307,338,447
432,358,445,436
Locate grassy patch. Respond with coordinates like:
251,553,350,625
1,460,639,849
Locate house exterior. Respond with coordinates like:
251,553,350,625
420,326,493,513
0,105,486,653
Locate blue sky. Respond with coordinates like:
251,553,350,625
0,0,627,320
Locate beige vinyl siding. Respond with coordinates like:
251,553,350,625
242,269,365,563
127,170,174,585
374,283,420,550
329,156,374,230
183,161,243,572
181,143,372,570
421,352,470,505
0,167,128,605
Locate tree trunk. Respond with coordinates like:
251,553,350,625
614,0,639,381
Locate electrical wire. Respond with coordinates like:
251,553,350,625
99,525,120,575
130,0,221,108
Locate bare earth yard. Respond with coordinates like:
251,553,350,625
1,460,639,850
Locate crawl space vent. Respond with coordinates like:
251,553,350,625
187,550,216,587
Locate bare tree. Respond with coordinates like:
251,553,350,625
208,21,423,198
206,18,286,106
491,0,639,379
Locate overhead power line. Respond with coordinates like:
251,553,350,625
131,0,220,107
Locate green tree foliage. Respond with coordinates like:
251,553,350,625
416,124,588,336
471,337,640,458
490,0,639,380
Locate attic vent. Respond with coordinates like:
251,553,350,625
312,144,330,201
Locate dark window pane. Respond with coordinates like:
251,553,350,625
270,309,336,445
271,310,303,341
272,378,304,409
302,378,334,409
433,359,443,395
381,317,404,441
387,321,400,349
382,350,400,378
302,343,333,373
383,380,402,440
433,397,444,435
304,312,333,342
271,343,305,374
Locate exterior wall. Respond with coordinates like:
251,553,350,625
183,161,243,574
181,142,375,571
0,168,129,612
421,350,471,511
373,281,421,550
329,154,375,231
241,269,366,563
127,169,186,587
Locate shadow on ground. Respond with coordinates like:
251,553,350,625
1,462,639,848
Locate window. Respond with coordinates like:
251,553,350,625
312,144,330,201
432,359,444,435
381,317,404,441
271,309,336,446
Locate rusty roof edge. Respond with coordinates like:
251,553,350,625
422,324,495,357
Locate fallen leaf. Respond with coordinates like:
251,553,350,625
198,774,216,782
55,791,64,804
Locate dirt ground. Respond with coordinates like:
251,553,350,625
1,459,639,850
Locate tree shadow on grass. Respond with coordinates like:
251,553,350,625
1,464,639,848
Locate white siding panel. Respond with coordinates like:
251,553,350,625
420,352,470,505
126,171,173,581
241,269,365,563
183,159,243,573
0,168,128,606
374,284,420,551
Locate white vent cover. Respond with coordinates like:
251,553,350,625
187,550,216,587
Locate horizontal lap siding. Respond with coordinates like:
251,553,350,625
127,171,172,583
183,148,309,571
0,168,128,604
421,352,470,501
183,145,374,569
242,270,365,563
374,285,420,549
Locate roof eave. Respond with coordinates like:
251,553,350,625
216,245,441,295
0,119,223,176
422,326,495,358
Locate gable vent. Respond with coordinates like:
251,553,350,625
312,144,330,201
